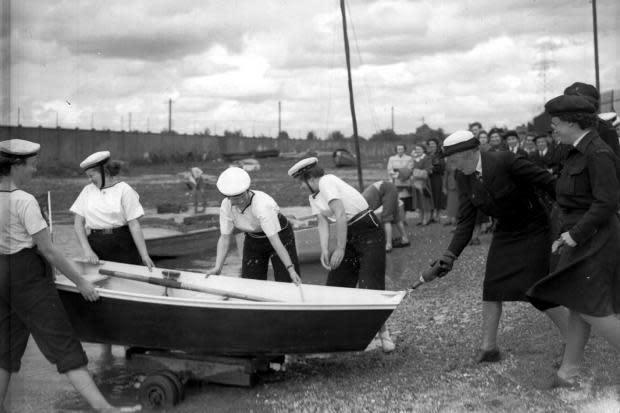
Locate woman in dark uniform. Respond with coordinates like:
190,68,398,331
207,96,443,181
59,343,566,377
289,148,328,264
419,131,568,363
528,95,620,386
0,139,138,413
288,157,395,353
71,150,154,360
206,167,301,284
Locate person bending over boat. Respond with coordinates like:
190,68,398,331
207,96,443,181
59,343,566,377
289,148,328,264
71,150,154,361
0,139,140,413
362,180,410,253
206,167,301,284
287,157,395,353
418,131,568,364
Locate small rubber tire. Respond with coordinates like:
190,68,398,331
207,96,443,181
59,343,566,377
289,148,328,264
139,373,179,409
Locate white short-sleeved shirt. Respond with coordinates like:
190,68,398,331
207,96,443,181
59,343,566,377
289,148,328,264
219,190,282,237
0,189,48,254
309,174,368,222
70,182,144,230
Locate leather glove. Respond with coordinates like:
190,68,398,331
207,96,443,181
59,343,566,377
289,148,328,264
420,251,457,283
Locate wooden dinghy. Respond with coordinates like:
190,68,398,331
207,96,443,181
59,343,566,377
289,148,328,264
55,261,405,356
142,226,220,258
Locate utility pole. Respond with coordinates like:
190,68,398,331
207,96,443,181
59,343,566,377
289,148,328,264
278,101,281,137
121,115,124,130
55,111,59,128
91,112,94,129
128,112,132,131
17,107,20,126
391,106,394,131
168,99,172,132
146,117,150,133
340,0,364,191
592,0,600,92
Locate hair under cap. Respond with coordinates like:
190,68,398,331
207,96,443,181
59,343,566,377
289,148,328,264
216,167,251,196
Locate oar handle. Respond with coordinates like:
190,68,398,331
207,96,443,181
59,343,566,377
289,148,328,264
98,268,280,302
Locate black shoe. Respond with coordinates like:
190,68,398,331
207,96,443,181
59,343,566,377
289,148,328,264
474,348,501,363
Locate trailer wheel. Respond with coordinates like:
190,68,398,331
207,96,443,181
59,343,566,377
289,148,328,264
156,370,185,401
139,373,179,409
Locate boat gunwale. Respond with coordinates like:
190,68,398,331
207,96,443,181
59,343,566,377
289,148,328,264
55,282,407,311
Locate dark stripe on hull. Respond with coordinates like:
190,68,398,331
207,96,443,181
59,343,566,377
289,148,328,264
58,291,391,356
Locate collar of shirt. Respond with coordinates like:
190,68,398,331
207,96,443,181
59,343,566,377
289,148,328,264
475,153,482,175
572,130,589,150
540,148,547,156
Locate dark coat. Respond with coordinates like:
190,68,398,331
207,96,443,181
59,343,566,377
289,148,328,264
528,130,620,315
447,151,556,301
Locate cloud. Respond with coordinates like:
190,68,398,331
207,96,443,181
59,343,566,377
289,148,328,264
6,0,620,137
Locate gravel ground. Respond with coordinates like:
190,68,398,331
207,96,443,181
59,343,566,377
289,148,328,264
9,155,620,412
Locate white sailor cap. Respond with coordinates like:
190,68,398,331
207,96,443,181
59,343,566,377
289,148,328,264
288,157,318,178
599,112,617,123
442,131,479,157
80,151,110,170
216,167,251,196
0,139,40,158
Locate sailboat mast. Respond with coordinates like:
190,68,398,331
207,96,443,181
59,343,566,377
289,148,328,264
339,0,364,191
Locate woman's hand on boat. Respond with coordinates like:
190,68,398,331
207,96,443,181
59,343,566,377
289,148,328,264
206,267,222,276
77,279,99,301
84,250,100,264
142,255,155,271
320,251,331,270
289,269,302,285
329,247,345,269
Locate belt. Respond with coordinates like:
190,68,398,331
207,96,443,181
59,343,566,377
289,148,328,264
347,209,372,226
90,225,128,235
246,214,288,239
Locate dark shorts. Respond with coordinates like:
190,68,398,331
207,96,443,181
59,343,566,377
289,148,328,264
326,212,386,290
0,248,87,373
241,216,300,282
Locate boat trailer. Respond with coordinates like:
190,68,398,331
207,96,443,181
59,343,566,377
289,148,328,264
125,347,285,409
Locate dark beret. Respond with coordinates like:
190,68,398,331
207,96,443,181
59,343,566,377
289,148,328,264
564,82,599,102
502,130,519,140
545,94,597,116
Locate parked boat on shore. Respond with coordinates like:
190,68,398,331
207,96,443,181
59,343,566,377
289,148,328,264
56,261,406,356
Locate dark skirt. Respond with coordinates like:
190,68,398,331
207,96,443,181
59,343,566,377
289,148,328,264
429,173,445,210
88,225,142,265
484,214,551,301
528,215,620,316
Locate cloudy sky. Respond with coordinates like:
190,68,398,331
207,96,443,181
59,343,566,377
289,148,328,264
3,0,619,138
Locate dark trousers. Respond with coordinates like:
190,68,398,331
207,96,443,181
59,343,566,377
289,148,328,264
88,225,142,264
326,212,386,290
241,221,300,282
0,248,87,373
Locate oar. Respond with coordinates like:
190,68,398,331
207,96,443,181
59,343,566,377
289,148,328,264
98,269,281,303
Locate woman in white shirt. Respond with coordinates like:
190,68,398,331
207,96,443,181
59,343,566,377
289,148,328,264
206,167,301,284
386,144,413,212
288,157,395,353
71,151,153,270
71,150,153,361
0,139,138,413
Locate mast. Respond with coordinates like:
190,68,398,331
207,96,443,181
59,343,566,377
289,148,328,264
339,0,364,191
592,0,600,92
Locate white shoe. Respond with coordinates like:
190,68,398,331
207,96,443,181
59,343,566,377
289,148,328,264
379,331,395,353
